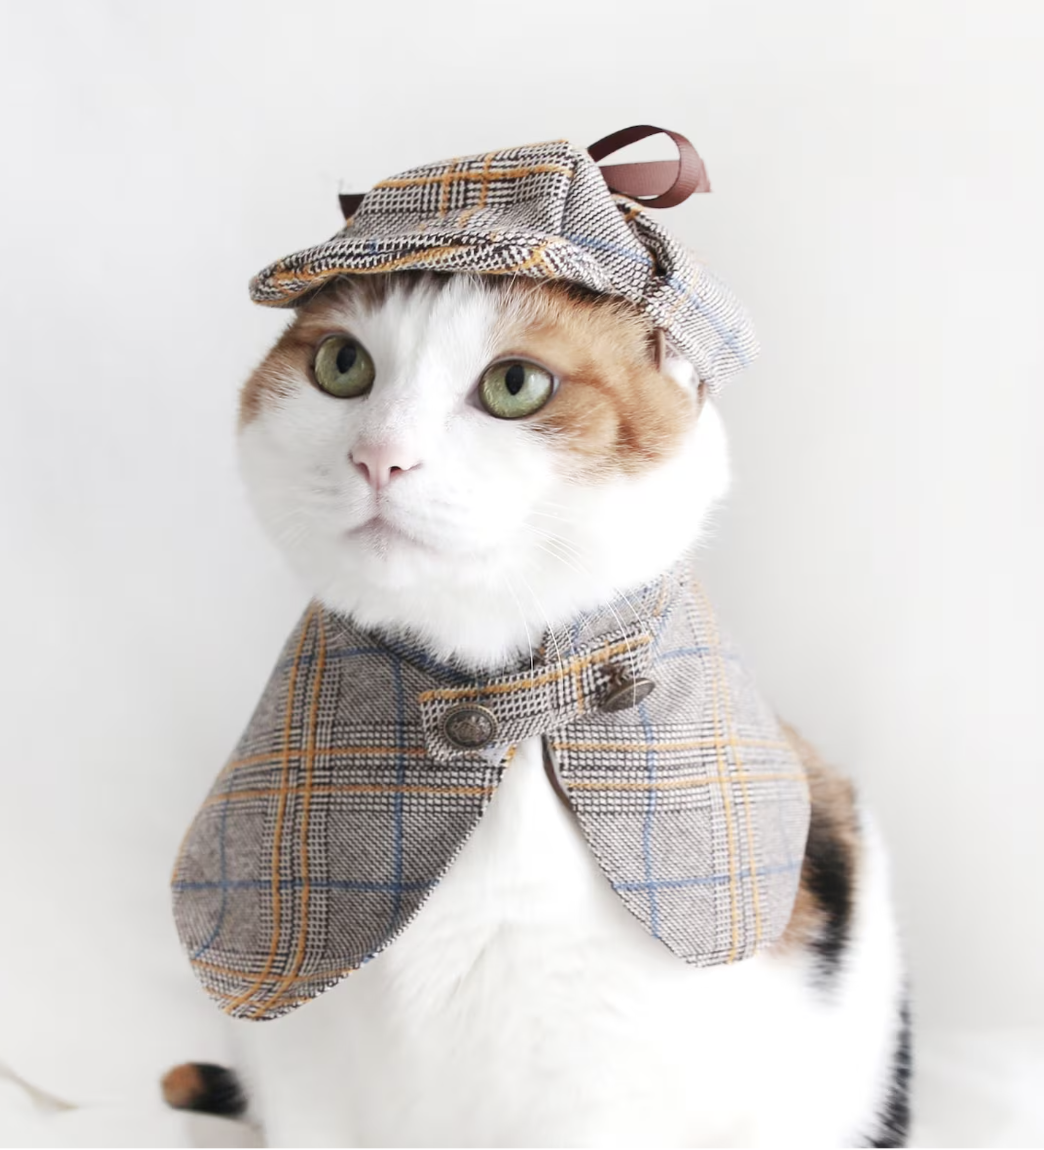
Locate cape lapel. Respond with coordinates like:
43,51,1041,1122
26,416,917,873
172,565,810,1020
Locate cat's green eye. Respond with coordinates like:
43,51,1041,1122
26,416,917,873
313,335,375,398
479,359,555,420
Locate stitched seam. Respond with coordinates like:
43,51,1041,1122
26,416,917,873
249,608,327,1017
698,586,740,963
200,783,496,808
438,157,461,218
700,586,762,949
270,243,475,283
456,151,495,228
481,240,558,276
567,771,806,792
551,737,789,752
419,636,650,702
374,163,573,189
194,957,358,984
221,606,315,1015
225,747,428,771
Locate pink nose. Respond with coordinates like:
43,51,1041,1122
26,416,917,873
350,442,422,491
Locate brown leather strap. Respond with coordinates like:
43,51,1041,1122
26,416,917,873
339,192,366,220
541,737,574,811
588,125,710,208
339,127,708,219
651,332,712,399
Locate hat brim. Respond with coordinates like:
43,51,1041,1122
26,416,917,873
248,220,759,392
249,230,619,307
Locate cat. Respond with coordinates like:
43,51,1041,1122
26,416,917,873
166,271,910,1147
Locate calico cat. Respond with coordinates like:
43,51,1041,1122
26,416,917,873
166,271,910,1147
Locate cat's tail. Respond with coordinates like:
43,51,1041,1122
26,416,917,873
160,1062,247,1118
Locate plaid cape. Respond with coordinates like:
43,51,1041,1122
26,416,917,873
172,564,810,1020
248,136,758,392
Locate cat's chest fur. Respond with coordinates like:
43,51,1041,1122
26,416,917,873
220,268,909,1147
236,736,895,1148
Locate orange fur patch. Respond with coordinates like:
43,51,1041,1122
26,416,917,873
776,722,862,953
497,282,699,477
238,276,431,427
160,1063,205,1110
160,1062,246,1117
239,274,700,480
239,327,296,427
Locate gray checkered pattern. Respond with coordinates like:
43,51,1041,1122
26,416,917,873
248,138,759,391
172,563,809,1020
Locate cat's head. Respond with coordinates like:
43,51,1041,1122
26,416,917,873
238,273,729,668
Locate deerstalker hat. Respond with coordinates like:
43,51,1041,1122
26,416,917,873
249,125,758,390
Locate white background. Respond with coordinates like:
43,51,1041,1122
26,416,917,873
1,1,1041,1145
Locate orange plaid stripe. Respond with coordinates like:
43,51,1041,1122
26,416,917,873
374,163,574,191
174,561,808,1020
221,605,317,1015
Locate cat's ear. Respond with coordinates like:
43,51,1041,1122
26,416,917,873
651,328,700,397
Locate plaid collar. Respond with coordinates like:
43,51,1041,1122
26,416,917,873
173,563,809,1019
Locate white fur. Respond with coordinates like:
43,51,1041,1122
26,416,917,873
233,279,906,1146
238,277,728,669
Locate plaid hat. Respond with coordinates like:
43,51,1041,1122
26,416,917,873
249,125,759,391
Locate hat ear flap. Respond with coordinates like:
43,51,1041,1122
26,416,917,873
664,354,700,397
653,328,700,397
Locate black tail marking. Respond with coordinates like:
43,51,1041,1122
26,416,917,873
868,999,913,1147
161,1062,247,1118
803,801,856,982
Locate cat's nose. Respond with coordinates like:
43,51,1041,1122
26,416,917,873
350,442,422,491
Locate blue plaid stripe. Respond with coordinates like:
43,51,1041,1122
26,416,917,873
614,860,801,893
175,878,434,893
390,658,406,931
173,563,809,1018
190,783,234,961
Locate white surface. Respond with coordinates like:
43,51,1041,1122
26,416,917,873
1,0,1042,1144
913,1030,1044,1148
0,1064,257,1148
5,1029,1044,1148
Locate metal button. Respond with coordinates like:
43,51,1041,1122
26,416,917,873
441,704,499,750
600,666,657,713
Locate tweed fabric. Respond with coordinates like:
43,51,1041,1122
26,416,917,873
172,565,809,1020
248,139,758,391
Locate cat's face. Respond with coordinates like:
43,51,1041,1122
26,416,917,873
239,274,729,667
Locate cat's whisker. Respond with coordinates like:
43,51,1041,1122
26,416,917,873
515,563,566,669
527,526,652,633
268,512,311,548
525,537,650,681
525,512,581,531
502,571,536,680
531,530,656,659
521,521,651,630
527,498,576,514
